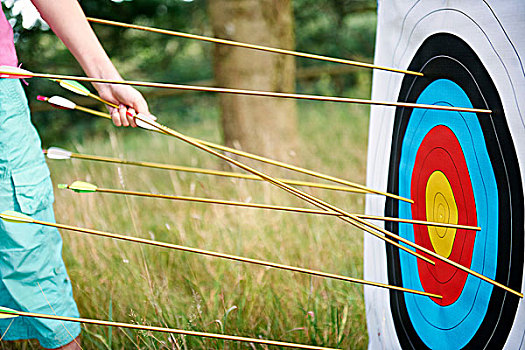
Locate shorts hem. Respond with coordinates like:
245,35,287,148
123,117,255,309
38,322,81,349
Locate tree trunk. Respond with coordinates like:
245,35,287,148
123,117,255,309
209,0,298,164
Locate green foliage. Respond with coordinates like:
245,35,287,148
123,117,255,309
295,0,377,63
294,0,377,96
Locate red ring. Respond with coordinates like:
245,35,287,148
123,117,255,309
411,125,477,306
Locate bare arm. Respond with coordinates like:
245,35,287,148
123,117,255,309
31,0,149,127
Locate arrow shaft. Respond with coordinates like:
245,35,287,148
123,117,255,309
74,105,111,118
24,71,491,114
86,17,422,77
2,309,335,349
357,214,481,231
50,151,367,194
93,187,479,231
32,219,440,299
96,187,343,214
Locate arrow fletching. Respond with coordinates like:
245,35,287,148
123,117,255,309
47,96,76,110
63,181,98,193
0,210,35,224
0,65,33,79
135,113,159,131
55,79,91,96
0,306,19,319
46,147,72,160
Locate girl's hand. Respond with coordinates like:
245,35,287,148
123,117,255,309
97,83,150,128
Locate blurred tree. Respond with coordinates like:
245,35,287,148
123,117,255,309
208,0,298,163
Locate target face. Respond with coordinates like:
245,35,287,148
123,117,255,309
364,2,525,349
384,34,523,349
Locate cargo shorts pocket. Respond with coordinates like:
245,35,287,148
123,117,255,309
11,163,54,215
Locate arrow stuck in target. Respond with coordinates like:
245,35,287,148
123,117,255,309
59,180,480,232
0,210,441,299
2,65,492,113
87,17,423,77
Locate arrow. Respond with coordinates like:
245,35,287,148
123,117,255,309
0,306,337,349
60,181,480,232
86,17,423,77
38,94,411,203
58,181,430,264
127,110,522,298
37,95,110,119
0,211,440,299
2,66,492,114
45,147,368,194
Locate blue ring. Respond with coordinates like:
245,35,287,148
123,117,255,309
397,79,498,349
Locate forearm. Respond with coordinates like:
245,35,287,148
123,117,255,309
30,0,120,91
30,0,150,126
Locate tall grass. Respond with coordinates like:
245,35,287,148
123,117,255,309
12,84,371,349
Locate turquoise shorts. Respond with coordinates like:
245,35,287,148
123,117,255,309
0,79,80,348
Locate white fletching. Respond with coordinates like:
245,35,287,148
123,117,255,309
0,65,32,76
46,147,72,160
48,96,76,110
135,113,159,131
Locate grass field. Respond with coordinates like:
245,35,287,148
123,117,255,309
12,82,372,349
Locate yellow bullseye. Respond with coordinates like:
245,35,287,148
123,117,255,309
425,171,458,258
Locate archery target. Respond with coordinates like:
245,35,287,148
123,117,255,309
364,1,525,349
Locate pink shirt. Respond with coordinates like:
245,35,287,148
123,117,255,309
0,5,18,67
